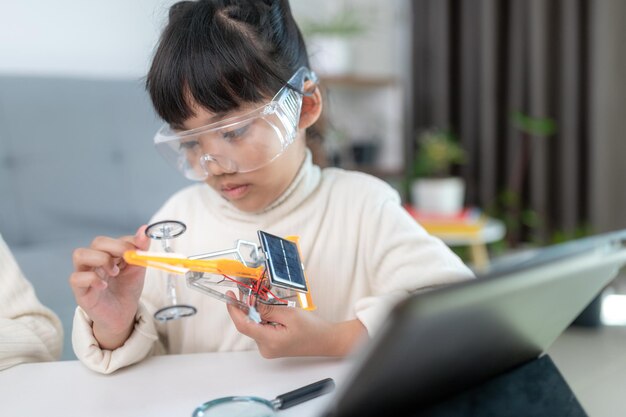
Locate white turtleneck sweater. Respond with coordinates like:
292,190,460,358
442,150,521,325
73,152,474,373
0,235,63,370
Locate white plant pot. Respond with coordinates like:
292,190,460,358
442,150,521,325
307,35,352,76
411,177,466,215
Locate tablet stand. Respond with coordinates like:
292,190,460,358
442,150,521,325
418,355,587,417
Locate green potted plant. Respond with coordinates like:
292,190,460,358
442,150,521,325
300,7,367,75
410,129,467,215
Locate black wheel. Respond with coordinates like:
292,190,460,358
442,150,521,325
154,304,197,321
145,220,187,240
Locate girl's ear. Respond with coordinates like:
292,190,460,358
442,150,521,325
298,81,323,129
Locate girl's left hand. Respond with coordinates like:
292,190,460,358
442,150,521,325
225,291,367,358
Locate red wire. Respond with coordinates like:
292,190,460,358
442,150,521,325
265,289,288,304
256,270,289,304
221,274,255,291
220,272,289,304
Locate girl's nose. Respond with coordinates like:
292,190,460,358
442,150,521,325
200,154,237,176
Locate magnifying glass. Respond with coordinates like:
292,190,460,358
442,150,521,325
192,377,335,417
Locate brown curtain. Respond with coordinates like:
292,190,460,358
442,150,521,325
589,1,626,234
410,0,592,245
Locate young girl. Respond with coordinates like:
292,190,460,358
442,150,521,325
70,0,473,374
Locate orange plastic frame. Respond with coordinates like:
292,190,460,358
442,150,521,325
123,236,315,310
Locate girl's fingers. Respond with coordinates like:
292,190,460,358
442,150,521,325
225,291,286,340
119,225,150,251
73,235,139,274
225,291,255,333
90,236,137,257
69,270,108,297
255,301,278,321
134,225,150,250
72,247,118,275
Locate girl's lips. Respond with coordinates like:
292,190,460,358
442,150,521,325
221,184,250,199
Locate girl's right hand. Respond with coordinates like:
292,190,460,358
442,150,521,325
70,225,150,350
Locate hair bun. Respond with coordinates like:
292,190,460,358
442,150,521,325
168,1,195,22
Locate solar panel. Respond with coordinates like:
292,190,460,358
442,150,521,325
258,231,307,292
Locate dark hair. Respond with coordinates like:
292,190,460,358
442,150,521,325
146,0,310,127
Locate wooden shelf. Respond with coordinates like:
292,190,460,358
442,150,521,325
319,75,399,88
342,164,405,179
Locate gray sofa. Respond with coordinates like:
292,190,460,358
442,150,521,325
0,76,188,359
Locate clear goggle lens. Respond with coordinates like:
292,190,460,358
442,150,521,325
154,67,317,180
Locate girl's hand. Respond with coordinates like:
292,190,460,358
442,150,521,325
69,225,150,350
226,291,368,358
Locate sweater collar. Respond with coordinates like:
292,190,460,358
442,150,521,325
205,149,321,223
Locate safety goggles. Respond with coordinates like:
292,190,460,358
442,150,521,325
154,67,318,180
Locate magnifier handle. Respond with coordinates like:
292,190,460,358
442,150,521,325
274,378,335,410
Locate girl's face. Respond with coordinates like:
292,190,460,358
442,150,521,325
180,103,307,213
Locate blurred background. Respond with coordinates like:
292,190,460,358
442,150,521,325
1,1,626,401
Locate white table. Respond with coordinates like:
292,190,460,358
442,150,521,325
2,328,625,416
0,351,352,417
431,218,506,270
